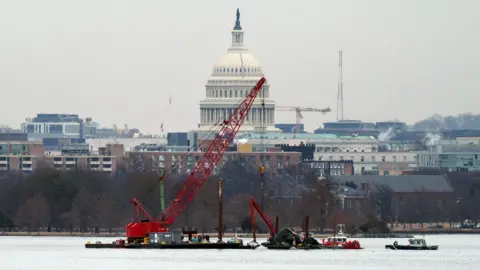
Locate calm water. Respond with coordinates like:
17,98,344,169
0,235,478,270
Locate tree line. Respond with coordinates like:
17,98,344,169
0,160,344,233
1,161,478,234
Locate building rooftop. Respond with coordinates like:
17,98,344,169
237,132,376,141
332,175,453,193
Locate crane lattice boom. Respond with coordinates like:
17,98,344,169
159,77,267,225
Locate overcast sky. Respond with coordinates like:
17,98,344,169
0,0,478,133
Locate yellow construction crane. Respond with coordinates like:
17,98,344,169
276,106,331,133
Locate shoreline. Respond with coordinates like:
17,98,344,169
3,229,480,238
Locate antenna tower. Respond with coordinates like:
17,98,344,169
337,50,344,121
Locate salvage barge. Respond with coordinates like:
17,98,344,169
86,231,259,250
85,241,258,250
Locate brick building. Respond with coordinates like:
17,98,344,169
332,175,454,222
126,150,302,174
0,141,121,174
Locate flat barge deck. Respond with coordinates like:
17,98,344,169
85,242,259,250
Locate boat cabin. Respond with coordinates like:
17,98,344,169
326,224,348,243
408,238,427,247
327,236,348,243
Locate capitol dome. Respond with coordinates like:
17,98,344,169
211,52,264,77
198,9,279,133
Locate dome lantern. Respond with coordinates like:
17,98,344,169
231,8,244,48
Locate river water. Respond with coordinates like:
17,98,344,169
0,235,478,270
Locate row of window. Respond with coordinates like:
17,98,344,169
0,157,34,162
0,144,29,154
52,163,112,169
207,88,267,99
322,155,417,162
51,157,112,162
166,154,290,162
316,148,373,153
168,160,289,174
208,80,260,85
25,123,80,134
0,163,112,172
214,67,262,74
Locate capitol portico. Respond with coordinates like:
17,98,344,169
198,9,280,133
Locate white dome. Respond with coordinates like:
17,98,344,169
211,51,263,77
209,11,264,78
216,51,260,68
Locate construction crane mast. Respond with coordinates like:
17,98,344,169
276,106,331,134
126,77,268,243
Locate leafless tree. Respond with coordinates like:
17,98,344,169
97,193,122,231
295,179,335,231
70,188,99,232
224,194,251,230
186,177,219,232
14,193,50,232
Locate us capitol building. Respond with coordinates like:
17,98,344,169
198,9,280,133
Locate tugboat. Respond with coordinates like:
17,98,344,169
322,224,362,249
385,237,438,250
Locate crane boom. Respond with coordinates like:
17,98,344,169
158,77,267,225
250,197,275,237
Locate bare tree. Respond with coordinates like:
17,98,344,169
188,177,219,232
97,193,122,231
370,184,394,223
224,194,251,230
14,193,50,232
70,188,98,232
296,179,335,231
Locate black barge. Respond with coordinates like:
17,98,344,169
86,241,258,250
85,231,259,250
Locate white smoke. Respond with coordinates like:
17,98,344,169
378,127,395,142
423,132,441,146
384,144,392,151
235,138,249,145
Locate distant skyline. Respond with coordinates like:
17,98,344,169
1,0,478,133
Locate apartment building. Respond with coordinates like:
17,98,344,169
0,155,36,173
43,155,116,173
0,140,119,174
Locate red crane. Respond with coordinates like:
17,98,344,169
126,77,267,242
250,197,276,240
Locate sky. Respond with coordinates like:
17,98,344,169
0,0,478,133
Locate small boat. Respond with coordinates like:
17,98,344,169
322,224,362,249
385,237,438,250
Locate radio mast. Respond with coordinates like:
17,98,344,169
337,50,344,121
